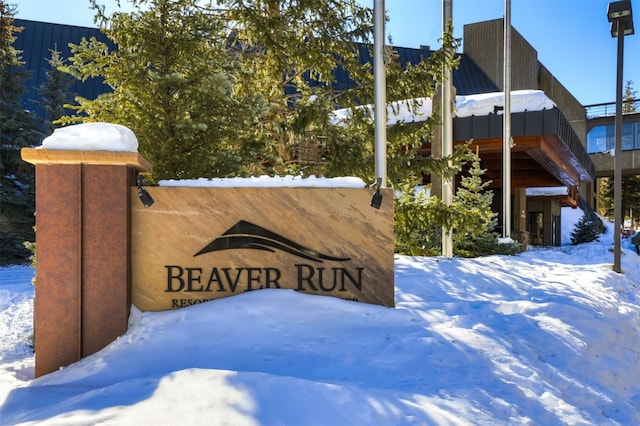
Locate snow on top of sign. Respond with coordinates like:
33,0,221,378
159,175,367,188
526,186,570,197
330,90,556,126
39,122,139,152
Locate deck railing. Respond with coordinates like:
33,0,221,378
585,99,640,119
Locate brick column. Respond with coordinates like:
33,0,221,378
21,149,151,377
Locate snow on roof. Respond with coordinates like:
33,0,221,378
33,92,553,189
455,90,556,118
526,186,570,197
330,90,556,126
37,91,555,153
159,175,367,188
39,122,139,152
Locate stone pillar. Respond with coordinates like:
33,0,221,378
21,149,151,377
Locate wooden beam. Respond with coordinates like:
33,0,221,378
526,136,580,186
22,148,152,173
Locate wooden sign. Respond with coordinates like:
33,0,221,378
131,187,394,311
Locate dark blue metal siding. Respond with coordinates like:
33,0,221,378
13,20,498,118
392,46,500,95
13,19,113,118
334,44,499,96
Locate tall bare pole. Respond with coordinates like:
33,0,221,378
613,18,625,273
442,0,453,257
374,0,387,188
502,0,512,239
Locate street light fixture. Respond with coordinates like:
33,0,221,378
136,175,155,208
607,0,634,273
608,0,635,35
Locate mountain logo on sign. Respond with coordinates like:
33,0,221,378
194,220,351,262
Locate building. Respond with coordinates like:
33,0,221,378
457,19,596,246
14,18,602,246
13,19,111,119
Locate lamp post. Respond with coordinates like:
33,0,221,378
373,0,387,189
503,0,512,240
442,0,453,257
607,0,634,273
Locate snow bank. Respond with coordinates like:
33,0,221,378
3,213,640,425
39,122,138,152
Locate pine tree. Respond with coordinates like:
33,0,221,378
394,147,517,257
0,2,42,264
39,47,75,134
623,80,638,113
570,214,600,245
393,182,447,256
211,1,463,184
599,81,639,227
61,0,266,181
451,148,518,257
209,0,375,177
601,174,640,226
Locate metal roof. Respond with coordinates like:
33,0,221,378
13,19,113,118
333,44,499,96
14,20,499,117
394,45,500,96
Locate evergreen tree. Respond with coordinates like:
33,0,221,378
63,0,484,256
211,1,464,184
623,80,638,113
0,2,41,264
394,147,517,257
597,177,610,218
601,174,640,226
599,81,639,227
39,46,75,134
451,149,506,257
210,0,375,177
62,0,464,186
61,0,265,181
570,214,600,245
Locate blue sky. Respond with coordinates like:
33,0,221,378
14,0,640,106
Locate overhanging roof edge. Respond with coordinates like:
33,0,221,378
453,107,595,181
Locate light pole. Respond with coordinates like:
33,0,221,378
503,0,512,240
442,0,453,257
373,0,387,189
607,0,634,273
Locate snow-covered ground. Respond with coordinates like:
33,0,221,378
1,207,640,425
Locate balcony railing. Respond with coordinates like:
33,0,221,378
585,99,640,119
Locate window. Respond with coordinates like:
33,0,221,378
588,122,639,153
587,125,610,153
623,122,634,150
